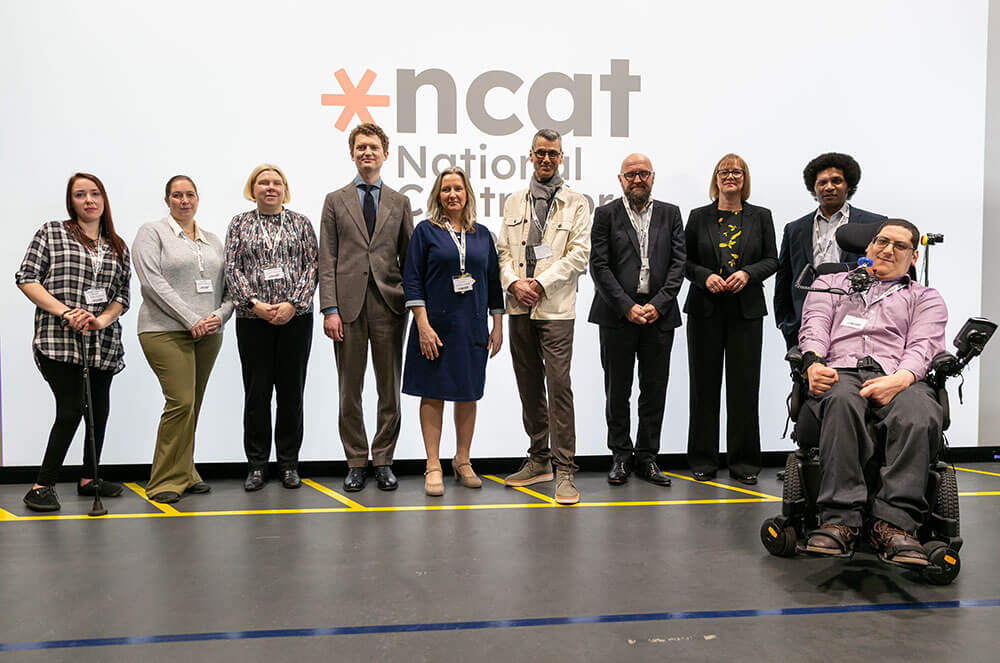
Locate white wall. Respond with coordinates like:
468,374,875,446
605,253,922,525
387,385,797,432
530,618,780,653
0,0,989,466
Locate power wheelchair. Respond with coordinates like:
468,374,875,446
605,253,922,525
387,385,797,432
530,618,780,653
760,223,996,584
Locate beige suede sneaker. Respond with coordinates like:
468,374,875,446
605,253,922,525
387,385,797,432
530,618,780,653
504,457,554,487
554,469,579,505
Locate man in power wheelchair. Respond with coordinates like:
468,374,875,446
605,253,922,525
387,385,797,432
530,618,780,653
760,218,995,584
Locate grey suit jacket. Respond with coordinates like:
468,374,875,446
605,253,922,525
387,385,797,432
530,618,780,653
318,181,414,323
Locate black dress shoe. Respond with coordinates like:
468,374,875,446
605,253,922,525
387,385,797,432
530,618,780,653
77,479,124,497
150,491,181,504
692,470,716,482
244,469,266,492
607,457,631,485
344,467,367,492
374,465,398,491
185,482,211,494
281,469,302,489
729,471,758,486
635,460,671,486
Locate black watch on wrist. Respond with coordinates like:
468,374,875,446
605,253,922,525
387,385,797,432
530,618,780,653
800,351,825,377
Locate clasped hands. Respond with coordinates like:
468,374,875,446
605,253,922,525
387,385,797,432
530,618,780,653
63,308,111,333
705,271,749,294
625,303,660,325
508,278,544,307
806,363,915,406
190,314,222,338
252,300,296,326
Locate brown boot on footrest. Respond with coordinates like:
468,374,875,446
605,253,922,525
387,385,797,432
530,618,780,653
805,522,860,556
869,519,929,567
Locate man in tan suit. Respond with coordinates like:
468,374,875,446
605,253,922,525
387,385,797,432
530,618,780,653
319,123,414,492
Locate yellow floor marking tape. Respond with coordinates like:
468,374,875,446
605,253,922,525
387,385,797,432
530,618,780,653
661,471,782,501
482,474,557,504
958,491,1000,497
124,482,180,515
0,507,20,521
954,466,1000,479
300,478,368,510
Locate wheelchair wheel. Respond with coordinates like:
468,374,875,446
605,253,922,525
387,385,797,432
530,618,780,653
782,453,803,502
936,466,960,536
922,540,961,585
761,518,797,557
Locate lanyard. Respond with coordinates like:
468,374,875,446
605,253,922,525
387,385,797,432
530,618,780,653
256,209,287,259
446,225,467,274
529,193,556,238
864,280,907,309
622,199,651,268
85,239,107,278
813,212,847,261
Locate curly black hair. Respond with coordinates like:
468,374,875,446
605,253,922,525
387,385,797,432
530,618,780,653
803,152,861,200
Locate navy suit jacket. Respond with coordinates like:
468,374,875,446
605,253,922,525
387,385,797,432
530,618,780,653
682,202,778,320
588,198,686,330
773,205,887,346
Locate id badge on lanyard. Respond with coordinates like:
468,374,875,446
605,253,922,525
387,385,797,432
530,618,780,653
85,241,109,305
529,198,554,261
447,226,475,293
182,232,214,293
623,200,651,294
258,211,288,283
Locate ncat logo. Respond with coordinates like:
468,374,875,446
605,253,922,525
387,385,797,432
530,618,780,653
322,59,640,137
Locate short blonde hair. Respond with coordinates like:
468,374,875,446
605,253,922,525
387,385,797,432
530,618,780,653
426,167,477,233
709,153,751,202
243,163,291,203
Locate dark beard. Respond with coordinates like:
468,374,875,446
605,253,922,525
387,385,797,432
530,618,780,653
626,187,650,209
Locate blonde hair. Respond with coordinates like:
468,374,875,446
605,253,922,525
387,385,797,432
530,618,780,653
243,163,291,203
709,153,751,202
426,167,477,232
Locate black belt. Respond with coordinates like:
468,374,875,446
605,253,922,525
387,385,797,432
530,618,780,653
856,355,884,372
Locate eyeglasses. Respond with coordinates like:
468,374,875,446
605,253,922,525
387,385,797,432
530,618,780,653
621,170,653,182
717,169,744,179
872,236,914,253
533,149,562,160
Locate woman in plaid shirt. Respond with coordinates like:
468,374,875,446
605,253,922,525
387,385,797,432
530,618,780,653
225,164,318,492
15,173,131,512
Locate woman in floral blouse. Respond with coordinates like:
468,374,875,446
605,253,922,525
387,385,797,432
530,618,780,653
15,173,131,512
225,164,318,492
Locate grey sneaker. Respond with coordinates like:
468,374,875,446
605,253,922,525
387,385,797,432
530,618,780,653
504,457,554,487
554,469,579,505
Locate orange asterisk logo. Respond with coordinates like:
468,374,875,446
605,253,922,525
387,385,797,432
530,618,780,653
321,69,390,131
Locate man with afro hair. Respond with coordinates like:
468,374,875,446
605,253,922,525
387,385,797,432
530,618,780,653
774,153,887,348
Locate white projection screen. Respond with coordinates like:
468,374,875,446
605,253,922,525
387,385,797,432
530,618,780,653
0,0,989,467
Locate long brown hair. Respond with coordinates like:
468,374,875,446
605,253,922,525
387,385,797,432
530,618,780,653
63,172,127,263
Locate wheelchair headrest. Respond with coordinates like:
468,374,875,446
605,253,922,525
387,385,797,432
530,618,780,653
835,221,882,254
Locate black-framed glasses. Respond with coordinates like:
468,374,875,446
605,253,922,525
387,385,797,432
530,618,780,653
533,149,562,160
872,236,914,253
621,170,653,182
717,169,744,179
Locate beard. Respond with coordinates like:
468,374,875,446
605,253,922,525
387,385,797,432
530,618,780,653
626,185,650,209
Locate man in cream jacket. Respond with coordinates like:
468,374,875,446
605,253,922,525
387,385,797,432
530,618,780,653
497,128,591,505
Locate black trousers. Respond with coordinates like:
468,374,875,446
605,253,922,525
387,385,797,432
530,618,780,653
812,368,942,532
686,296,763,476
599,323,674,464
236,315,313,471
35,351,114,486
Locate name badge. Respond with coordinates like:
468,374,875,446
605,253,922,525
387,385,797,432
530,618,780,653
637,266,651,295
263,267,285,281
841,315,867,330
84,287,108,305
533,243,553,260
452,274,475,293
195,279,214,293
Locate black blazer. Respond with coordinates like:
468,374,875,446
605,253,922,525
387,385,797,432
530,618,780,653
588,198,686,330
683,201,778,319
773,205,886,344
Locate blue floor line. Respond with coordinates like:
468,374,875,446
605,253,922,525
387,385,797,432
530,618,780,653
2,599,999,652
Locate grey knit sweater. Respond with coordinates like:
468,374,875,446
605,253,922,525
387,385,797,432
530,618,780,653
132,216,234,333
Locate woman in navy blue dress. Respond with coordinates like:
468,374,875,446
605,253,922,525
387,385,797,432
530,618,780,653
402,167,503,496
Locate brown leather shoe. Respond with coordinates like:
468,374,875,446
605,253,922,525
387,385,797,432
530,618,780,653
805,522,860,556
869,519,929,566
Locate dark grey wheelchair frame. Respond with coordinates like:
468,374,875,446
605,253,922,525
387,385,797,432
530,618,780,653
760,345,963,584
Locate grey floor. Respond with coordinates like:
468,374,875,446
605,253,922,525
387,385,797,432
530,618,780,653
1,463,999,662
